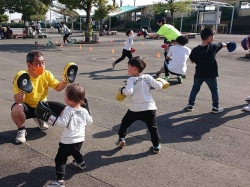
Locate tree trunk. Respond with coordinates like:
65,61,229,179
170,11,174,25
85,4,92,42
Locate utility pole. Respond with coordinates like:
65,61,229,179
134,0,136,21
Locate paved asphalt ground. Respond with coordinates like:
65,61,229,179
0,31,250,187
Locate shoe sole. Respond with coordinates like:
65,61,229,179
118,141,126,147
153,150,159,154
211,110,224,114
72,162,86,170
186,108,193,111
15,139,26,143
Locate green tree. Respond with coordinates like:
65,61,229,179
50,4,79,28
30,14,46,22
4,0,48,22
153,0,191,25
58,0,95,42
93,0,118,32
0,14,8,22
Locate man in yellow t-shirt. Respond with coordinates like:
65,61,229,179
11,50,68,144
147,17,182,79
147,17,181,43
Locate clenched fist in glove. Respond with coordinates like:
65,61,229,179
161,44,168,49
116,86,126,101
156,78,170,89
137,31,143,36
226,42,237,52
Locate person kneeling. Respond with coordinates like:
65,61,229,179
164,35,191,83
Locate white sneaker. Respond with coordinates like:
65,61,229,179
243,105,250,111
112,62,116,69
15,129,27,143
211,107,224,113
33,118,49,130
246,96,250,103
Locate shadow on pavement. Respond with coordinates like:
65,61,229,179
0,127,48,145
79,147,152,172
92,104,248,145
0,44,62,53
0,166,55,187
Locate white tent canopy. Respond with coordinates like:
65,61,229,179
190,1,234,34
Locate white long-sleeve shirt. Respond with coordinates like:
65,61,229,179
122,74,163,111
123,35,135,50
55,106,93,144
62,24,70,34
167,45,191,75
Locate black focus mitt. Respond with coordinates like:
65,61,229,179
63,62,78,83
13,70,33,94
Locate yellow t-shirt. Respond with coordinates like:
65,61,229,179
13,70,60,108
157,24,181,41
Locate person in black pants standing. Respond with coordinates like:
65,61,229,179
61,22,71,45
112,29,137,69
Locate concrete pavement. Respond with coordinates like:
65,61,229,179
0,32,250,187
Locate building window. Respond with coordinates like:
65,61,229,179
240,1,250,9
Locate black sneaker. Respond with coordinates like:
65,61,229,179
186,105,193,111
118,138,126,147
177,76,183,83
211,107,224,113
155,72,160,78
72,160,86,169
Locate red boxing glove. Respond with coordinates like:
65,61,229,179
137,31,143,36
161,44,168,49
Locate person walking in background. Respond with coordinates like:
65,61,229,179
61,22,71,45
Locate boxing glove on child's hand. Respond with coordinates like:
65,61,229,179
156,78,170,89
226,42,237,52
116,86,126,101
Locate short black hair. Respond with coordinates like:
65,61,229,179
26,50,43,63
156,17,166,24
128,56,146,73
200,28,215,40
176,35,189,46
126,29,132,36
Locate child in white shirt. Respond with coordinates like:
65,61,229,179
164,35,191,83
117,56,169,154
112,29,137,68
48,83,93,187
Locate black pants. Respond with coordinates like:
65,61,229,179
118,110,160,147
114,49,132,64
55,142,84,180
63,33,70,43
164,62,182,77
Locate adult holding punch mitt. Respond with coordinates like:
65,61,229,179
11,50,78,143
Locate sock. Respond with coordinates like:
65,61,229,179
18,126,25,130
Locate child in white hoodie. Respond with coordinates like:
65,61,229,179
47,83,93,187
